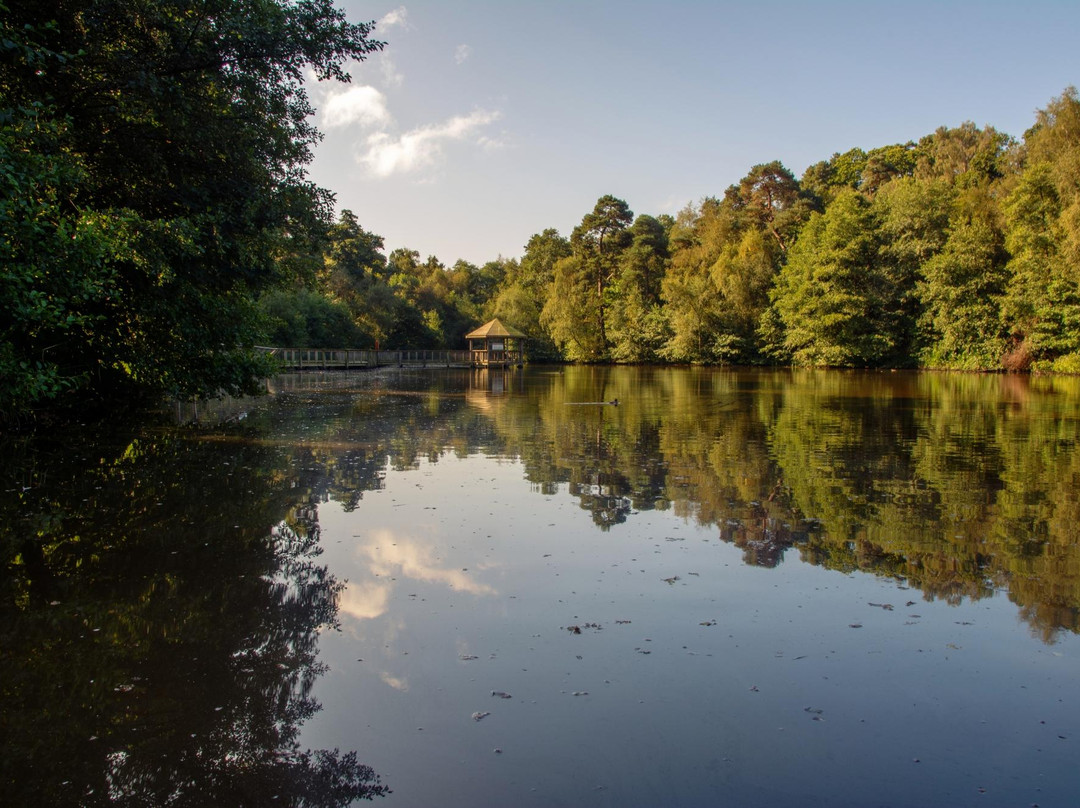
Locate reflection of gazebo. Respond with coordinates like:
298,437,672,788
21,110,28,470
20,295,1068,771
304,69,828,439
464,319,526,367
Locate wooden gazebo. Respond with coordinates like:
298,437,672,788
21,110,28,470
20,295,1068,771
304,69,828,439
465,318,526,367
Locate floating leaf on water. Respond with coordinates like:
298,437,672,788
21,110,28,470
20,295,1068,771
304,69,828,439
471,711,490,721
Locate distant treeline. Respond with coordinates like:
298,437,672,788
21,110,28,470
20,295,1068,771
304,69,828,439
289,87,1080,375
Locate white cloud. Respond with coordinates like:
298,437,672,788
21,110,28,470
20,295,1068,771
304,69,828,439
477,134,509,152
380,55,404,88
378,6,410,30
454,44,471,65
358,109,503,178
321,84,392,129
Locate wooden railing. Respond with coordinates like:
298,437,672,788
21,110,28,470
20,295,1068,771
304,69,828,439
257,347,474,369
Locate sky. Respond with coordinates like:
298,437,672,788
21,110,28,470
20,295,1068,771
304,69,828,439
304,0,1080,267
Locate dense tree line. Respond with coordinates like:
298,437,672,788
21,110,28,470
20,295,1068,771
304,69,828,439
271,88,1080,379
1,0,383,420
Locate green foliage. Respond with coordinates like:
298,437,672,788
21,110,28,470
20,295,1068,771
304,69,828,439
1001,163,1080,364
723,160,810,252
0,105,116,416
802,148,868,206
918,208,1009,369
260,288,367,348
607,214,671,362
488,228,569,360
767,190,894,366
872,177,954,362
914,123,1015,187
999,88,1080,369
661,199,735,363
0,0,383,420
661,164,810,366
860,142,918,194
541,196,634,360
542,256,607,361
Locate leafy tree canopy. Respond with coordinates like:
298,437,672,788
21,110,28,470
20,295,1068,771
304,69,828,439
0,0,383,420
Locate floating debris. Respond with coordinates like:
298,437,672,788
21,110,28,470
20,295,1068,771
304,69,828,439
471,711,491,722
662,576,680,585
572,691,589,696
849,623,863,628
566,622,602,634
615,619,632,625
700,620,717,626
459,654,478,661
492,691,512,699
869,602,894,611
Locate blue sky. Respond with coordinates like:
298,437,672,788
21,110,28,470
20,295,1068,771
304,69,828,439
305,0,1080,266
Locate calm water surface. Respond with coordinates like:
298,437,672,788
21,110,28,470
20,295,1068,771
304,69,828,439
2,368,1078,807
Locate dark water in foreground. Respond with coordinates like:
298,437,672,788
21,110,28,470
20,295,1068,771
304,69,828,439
2,367,1079,807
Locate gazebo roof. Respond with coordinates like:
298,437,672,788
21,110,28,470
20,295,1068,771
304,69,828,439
464,318,527,340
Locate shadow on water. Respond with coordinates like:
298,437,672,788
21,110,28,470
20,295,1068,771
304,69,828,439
0,423,388,806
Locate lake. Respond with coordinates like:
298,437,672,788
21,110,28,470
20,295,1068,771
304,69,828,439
2,367,1078,807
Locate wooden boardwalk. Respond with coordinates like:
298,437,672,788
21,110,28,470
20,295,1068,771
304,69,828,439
259,347,489,370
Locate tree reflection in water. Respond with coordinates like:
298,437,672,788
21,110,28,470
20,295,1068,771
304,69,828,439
0,428,388,806
5,364,1080,804
262,366,1080,642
